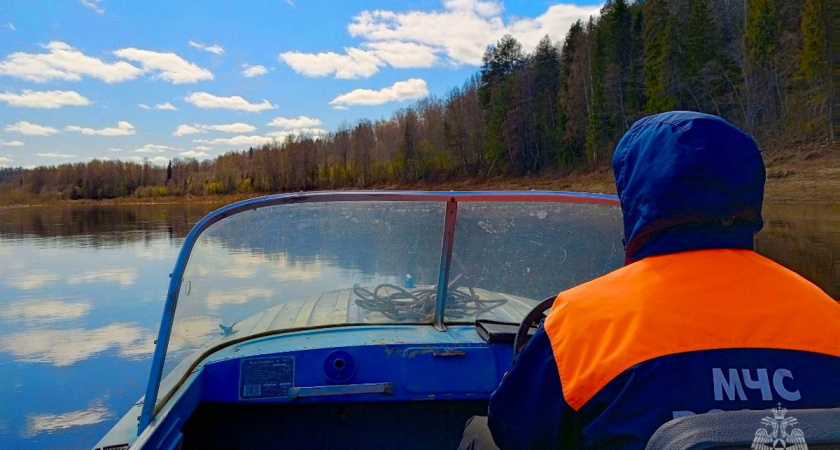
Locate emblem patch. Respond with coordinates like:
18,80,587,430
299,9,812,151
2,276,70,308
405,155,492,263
751,405,807,450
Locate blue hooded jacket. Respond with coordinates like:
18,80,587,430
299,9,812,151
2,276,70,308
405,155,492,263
612,111,765,262
486,112,840,449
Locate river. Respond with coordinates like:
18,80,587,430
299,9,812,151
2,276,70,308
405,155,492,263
0,200,836,449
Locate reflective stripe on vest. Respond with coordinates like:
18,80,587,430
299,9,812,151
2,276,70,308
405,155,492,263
543,249,840,411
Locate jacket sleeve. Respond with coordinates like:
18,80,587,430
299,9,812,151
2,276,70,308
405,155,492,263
487,326,578,449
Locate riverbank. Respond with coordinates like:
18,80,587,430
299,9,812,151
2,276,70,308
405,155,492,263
2,140,836,207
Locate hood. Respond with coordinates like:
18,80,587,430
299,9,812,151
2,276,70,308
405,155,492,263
612,111,765,263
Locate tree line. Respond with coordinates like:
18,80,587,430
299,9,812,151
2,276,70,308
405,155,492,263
0,0,831,201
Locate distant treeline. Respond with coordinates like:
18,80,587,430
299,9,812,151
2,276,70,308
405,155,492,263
0,0,831,201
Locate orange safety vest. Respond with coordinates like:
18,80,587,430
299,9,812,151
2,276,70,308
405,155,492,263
544,248,840,411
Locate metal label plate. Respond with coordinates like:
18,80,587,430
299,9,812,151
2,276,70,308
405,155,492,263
239,356,294,399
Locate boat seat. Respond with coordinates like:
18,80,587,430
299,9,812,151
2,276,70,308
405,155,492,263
645,408,840,449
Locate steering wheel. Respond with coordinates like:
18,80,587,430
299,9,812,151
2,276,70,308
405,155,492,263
513,295,556,357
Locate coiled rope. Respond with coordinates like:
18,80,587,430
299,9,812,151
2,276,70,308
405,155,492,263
353,272,507,321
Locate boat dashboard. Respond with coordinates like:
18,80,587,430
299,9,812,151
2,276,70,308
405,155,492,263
97,324,517,450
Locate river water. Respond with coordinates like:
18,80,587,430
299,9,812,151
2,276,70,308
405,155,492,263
0,201,836,449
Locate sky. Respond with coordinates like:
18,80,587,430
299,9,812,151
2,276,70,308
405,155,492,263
0,0,602,168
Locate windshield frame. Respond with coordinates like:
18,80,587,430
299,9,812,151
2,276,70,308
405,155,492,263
139,190,619,432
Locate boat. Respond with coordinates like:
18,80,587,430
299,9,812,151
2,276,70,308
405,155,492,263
94,190,626,449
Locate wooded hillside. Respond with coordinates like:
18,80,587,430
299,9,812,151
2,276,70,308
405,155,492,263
0,0,833,201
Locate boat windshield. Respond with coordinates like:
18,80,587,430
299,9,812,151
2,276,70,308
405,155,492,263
151,192,623,409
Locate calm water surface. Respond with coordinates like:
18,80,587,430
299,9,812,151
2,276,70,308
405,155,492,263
0,201,836,449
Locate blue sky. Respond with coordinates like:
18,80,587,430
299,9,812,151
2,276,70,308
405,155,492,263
0,0,601,168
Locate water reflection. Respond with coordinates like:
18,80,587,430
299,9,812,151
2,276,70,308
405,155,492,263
0,323,155,366
0,199,834,449
0,203,217,246
68,268,138,287
757,203,838,298
1,298,91,323
6,272,61,290
23,402,113,438
0,204,222,449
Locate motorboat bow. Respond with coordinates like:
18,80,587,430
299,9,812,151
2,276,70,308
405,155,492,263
94,191,625,450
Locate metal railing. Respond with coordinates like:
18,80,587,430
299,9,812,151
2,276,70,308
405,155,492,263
138,190,619,432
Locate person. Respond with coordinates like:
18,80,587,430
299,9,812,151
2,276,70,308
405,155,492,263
468,111,840,449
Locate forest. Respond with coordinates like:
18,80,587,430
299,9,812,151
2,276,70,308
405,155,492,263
0,0,832,201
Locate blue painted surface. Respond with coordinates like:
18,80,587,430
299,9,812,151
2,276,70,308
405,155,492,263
97,324,515,449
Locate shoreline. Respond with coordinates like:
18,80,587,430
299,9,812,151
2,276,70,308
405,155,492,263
1,142,836,208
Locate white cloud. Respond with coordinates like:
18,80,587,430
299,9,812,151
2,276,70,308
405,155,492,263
265,128,326,139
126,155,169,165
2,299,91,323
205,123,256,133
173,124,201,136
0,90,90,108
189,40,225,55
281,0,593,74
505,4,603,51
156,102,177,110
267,115,322,129
174,122,256,136
3,23,16,31
330,78,428,107
0,41,142,83
364,41,438,68
280,47,383,79
107,148,123,152
0,42,216,85
5,121,60,136
6,273,60,290
133,144,173,153
346,0,599,66
195,135,276,147
69,268,137,286
0,156,12,164
0,323,154,366
139,102,177,111
65,120,135,137
185,92,276,112
113,48,213,84
24,402,112,438
206,287,274,309
0,140,24,147
241,64,269,77
37,153,78,158
180,150,209,158
195,145,212,151
79,0,105,14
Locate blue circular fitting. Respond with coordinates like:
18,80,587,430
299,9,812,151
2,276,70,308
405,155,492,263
324,350,356,384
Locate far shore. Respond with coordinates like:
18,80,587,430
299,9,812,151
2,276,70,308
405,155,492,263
2,142,836,207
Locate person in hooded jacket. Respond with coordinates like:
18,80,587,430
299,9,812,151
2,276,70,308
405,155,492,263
479,111,840,449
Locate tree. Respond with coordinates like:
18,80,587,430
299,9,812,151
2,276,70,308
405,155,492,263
643,0,676,113
533,35,561,169
796,0,832,138
744,0,782,70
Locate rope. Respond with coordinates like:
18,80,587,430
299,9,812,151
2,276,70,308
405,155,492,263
352,280,506,322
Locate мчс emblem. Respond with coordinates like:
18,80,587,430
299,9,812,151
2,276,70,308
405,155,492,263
751,404,807,450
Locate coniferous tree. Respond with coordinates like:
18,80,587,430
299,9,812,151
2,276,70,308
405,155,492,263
643,0,676,113
533,35,561,169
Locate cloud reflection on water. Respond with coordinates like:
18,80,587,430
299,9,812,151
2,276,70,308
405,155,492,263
0,323,154,366
205,287,275,309
5,272,60,290
68,268,138,287
23,402,113,437
1,298,91,323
